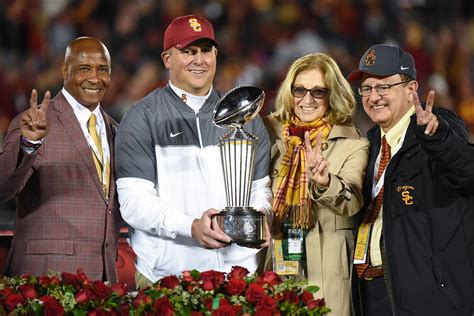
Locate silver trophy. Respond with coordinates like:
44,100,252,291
213,86,266,247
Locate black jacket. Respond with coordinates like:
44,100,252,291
359,107,474,315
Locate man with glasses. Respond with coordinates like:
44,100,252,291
348,43,474,315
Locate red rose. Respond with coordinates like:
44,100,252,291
228,266,250,280
88,309,111,316
133,292,152,308
182,270,194,282
61,272,82,289
191,312,204,316
225,278,247,296
92,280,111,298
39,296,64,316
76,268,89,282
245,283,265,304
257,271,281,287
153,296,174,316
160,275,180,289
256,294,277,312
202,296,214,311
212,304,240,316
273,291,284,302
3,293,24,311
307,298,325,310
300,290,314,304
38,276,53,286
255,310,279,316
283,289,299,305
111,282,127,297
119,303,131,314
19,284,37,299
199,270,226,291
75,287,97,304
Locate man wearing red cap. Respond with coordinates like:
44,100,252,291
114,15,272,288
349,44,474,315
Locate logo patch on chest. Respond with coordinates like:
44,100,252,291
396,185,414,205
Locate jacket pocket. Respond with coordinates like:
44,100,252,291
432,255,463,309
26,239,74,255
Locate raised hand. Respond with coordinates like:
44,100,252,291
20,89,51,141
414,90,438,136
192,208,232,249
304,131,330,187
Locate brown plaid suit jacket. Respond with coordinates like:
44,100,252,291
0,92,121,282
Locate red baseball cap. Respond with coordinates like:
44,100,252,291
163,15,219,51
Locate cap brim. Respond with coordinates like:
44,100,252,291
175,36,220,50
347,69,363,82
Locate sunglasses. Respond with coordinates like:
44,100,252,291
291,86,329,99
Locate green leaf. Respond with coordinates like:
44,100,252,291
305,285,320,293
212,297,220,310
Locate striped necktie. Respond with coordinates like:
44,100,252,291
355,135,391,277
88,113,110,196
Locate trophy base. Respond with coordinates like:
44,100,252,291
216,207,265,247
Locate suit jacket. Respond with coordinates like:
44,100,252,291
264,116,369,316
0,92,121,282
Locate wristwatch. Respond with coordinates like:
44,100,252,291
20,136,42,151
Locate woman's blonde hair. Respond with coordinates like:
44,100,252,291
273,53,356,125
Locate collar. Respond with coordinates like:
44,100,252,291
168,81,212,113
382,106,415,154
62,87,104,127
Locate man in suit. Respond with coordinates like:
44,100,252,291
348,44,474,315
0,37,121,282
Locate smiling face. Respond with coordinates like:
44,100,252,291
62,38,111,111
360,74,416,132
292,68,329,123
161,39,217,96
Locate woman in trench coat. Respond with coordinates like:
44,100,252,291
264,53,369,315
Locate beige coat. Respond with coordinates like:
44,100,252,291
264,116,369,316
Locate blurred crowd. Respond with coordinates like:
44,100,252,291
1,0,474,146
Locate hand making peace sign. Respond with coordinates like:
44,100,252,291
304,131,330,187
20,89,51,141
414,90,438,136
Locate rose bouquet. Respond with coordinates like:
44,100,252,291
0,269,130,315
0,266,330,315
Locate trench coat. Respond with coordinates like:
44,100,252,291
264,115,369,315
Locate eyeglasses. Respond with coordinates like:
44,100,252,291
291,86,329,99
358,81,410,97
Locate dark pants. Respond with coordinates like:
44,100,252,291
361,277,392,316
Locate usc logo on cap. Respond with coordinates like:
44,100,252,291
188,18,202,32
365,49,376,67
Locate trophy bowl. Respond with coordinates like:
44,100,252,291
213,86,266,247
213,86,265,128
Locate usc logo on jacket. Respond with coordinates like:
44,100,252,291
396,185,414,205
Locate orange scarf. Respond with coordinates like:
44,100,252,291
272,117,332,230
